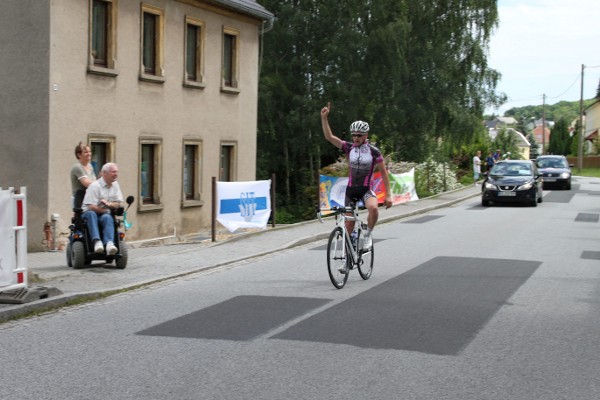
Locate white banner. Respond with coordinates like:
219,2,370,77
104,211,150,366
217,180,271,233
0,190,16,287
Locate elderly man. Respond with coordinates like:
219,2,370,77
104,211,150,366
82,162,123,255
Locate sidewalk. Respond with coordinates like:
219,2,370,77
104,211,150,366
0,185,481,322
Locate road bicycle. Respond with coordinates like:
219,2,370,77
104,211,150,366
317,203,374,289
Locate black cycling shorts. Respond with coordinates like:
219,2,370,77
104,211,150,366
345,186,376,207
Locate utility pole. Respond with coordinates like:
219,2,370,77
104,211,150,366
542,94,546,155
578,64,585,172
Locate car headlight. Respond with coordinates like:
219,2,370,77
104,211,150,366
484,182,497,190
517,181,533,190
560,172,570,179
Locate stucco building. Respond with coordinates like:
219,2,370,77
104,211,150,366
584,99,599,153
0,0,274,251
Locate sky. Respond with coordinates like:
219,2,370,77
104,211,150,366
486,0,600,116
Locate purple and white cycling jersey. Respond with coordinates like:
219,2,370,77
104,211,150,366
341,140,383,188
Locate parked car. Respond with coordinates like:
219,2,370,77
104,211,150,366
536,155,572,190
482,160,543,207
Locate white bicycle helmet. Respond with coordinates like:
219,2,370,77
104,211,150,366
349,120,369,134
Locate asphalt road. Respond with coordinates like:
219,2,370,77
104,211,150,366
1,177,599,400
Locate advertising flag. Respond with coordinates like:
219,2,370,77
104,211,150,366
217,180,271,233
319,168,418,208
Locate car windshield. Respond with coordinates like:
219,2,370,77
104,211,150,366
491,163,532,176
538,158,567,168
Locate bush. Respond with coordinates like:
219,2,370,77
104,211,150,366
414,157,463,197
272,207,300,225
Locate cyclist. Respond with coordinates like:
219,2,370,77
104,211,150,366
320,102,392,249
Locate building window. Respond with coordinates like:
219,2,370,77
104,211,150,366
220,143,236,182
143,13,156,74
139,138,163,211
140,4,165,83
92,0,108,65
91,142,107,177
88,0,118,76
221,27,240,92
88,135,116,177
184,17,205,88
182,140,203,207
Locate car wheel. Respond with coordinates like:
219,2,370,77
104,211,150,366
566,182,571,190
530,196,538,207
482,199,490,207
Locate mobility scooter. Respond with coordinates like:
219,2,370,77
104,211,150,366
66,189,135,269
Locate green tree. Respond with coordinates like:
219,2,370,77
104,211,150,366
257,0,503,220
504,99,596,125
547,119,572,155
492,127,520,159
364,0,504,162
526,131,540,159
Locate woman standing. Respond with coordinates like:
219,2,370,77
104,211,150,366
70,142,97,197
485,151,495,173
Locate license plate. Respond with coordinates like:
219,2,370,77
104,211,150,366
498,191,516,197
544,178,556,182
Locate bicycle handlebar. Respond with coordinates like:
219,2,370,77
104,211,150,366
316,205,357,223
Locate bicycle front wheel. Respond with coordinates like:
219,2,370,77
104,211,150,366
357,230,374,280
327,227,350,289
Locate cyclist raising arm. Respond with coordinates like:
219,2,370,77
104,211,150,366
320,102,392,249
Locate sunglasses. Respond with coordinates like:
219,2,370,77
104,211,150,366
351,133,366,138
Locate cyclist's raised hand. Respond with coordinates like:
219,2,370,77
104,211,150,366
321,102,343,149
321,102,331,119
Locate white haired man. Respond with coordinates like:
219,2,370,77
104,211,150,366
82,162,123,255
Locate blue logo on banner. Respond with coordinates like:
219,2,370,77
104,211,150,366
220,192,268,215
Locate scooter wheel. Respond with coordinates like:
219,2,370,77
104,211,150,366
115,241,128,269
72,241,86,269
66,242,73,268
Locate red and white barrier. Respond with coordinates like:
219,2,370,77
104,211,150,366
0,187,28,291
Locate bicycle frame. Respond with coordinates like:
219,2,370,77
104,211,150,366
318,204,367,266
318,203,374,289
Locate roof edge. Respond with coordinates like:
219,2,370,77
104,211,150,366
212,0,274,22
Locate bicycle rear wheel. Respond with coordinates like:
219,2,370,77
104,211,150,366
327,227,350,289
357,230,374,280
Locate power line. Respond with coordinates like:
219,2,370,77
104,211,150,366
546,72,581,100
503,66,598,106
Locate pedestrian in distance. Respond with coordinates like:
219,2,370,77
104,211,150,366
485,151,495,173
493,149,501,163
473,150,482,185
320,102,392,249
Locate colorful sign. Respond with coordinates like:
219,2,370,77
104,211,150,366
319,168,418,208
